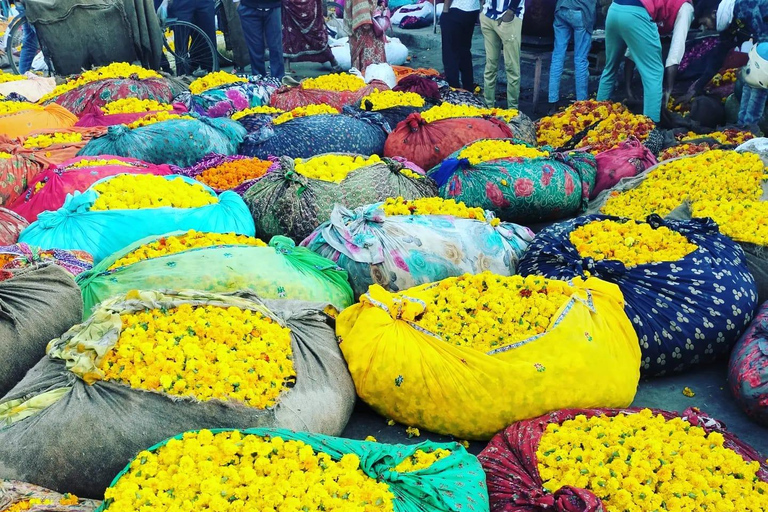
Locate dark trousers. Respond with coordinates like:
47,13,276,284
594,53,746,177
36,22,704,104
237,4,284,78
168,0,218,72
440,8,479,90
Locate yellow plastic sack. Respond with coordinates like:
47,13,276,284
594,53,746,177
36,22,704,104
337,276,641,440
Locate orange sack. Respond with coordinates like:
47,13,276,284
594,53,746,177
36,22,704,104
0,103,77,139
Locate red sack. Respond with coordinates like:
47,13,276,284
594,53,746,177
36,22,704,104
7,156,173,222
75,103,189,128
479,407,768,512
591,137,657,199
729,301,768,427
393,74,441,101
0,151,50,207
270,81,389,111
0,208,28,245
384,112,515,170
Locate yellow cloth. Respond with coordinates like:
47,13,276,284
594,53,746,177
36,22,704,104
337,276,641,440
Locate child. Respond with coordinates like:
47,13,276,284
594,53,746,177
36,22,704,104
738,42,768,129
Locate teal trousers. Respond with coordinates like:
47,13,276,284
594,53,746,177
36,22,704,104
597,3,663,122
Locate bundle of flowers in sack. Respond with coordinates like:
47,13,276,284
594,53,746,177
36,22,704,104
176,71,272,118
175,154,273,195
658,141,716,161
0,263,82,395
592,137,657,199
270,73,389,111
96,428,487,512
0,147,49,207
0,289,356,498
480,407,768,512
536,100,627,148
729,301,768,427
0,100,77,139
77,115,246,167
0,208,27,244
78,230,354,318
428,139,596,223
244,153,437,242
677,128,754,146
591,149,768,301
240,106,389,160
18,127,106,165
75,98,188,128
39,63,185,116
0,481,99,512
337,272,641,440
19,174,254,263
7,156,172,222
0,74,56,103
1,243,93,278
574,110,656,154
302,198,534,297
519,215,757,376
358,89,428,129
230,105,283,131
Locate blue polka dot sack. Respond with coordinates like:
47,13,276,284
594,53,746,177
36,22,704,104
518,214,758,376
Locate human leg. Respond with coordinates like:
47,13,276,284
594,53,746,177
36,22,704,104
441,10,461,87
16,2,39,74
596,3,627,103
480,14,500,107
620,6,663,121
499,15,522,109
237,4,267,76
568,10,591,101
738,84,768,126
455,9,479,90
265,6,284,77
548,9,572,104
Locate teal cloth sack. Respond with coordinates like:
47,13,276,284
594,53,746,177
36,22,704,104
78,233,354,317
428,139,597,223
77,117,246,168
19,175,255,264
96,428,490,512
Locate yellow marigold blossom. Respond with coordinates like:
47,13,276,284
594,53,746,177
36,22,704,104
382,196,499,226
458,139,549,165
273,104,340,125
709,68,738,87
301,73,366,92
109,230,266,269
537,409,768,512
39,62,162,102
0,72,24,84
126,110,195,128
230,105,283,121
102,304,295,408
575,111,654,154
569,219,698,267
364,435,378,442
0,152,12,159
398,167,424,180
360,89,426,110
0,100,42,115
405,426,421,438
101,98,173,115
293,154,381,183
683,386,695,397
536,100,627,147
188,70,247,95
23,131,83,149
5,494,79,512
420,103,519,123
64,158,136,169
387,419,396,426
403,272,573,352
103,430,396,512
393,449,450,472
91,175,216,211
601,150,767,220
680,129,754,146
691,200,768,246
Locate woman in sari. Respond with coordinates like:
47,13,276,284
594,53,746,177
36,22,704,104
345,0,387,71
282,0,343,70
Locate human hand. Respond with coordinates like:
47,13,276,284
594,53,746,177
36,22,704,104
500,10,515,23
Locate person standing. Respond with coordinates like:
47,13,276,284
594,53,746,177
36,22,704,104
480,0,525,108
282,0,343,71
168,0,218,73
237,0,285,78
440,0,481,91
738,42,768,128
14,1,40,74
547,0,595,112
344,0,387,72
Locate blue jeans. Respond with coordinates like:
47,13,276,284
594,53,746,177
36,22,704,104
548,7,591,103
237,4,284,78
738,83,768,126
16,3,39,74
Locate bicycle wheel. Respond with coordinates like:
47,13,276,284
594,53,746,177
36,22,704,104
5,15,51,75
213,0,234,68
161,20,219,77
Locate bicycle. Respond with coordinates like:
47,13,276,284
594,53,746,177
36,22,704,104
159,15,219,76
213,0,234,68
5,13,53,75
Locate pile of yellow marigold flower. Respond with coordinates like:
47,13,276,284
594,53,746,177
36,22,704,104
709,68,738,87
109,230,267,269
196,157,272,190
301,73,366,92
101,304,295,408
382,196,499,226
5,494,79,512
420,103,519,123
458,140,549,165
691,200,768,247
575,111,654,154
536,100,626,147
569,219,698,267
403,272,574,352
127,110,195,128
101,98,173,115
658,142,713,161
360,89,426,110
293,154,381,183
103,430,396,512
91,175,216,211
22,132,83,149
393,448,451,472
537,409,768,512
188,71,246,95
0,101,41,115
231,105,283,121
678,129,754,146
0,72,24,84
39,62,162,102
0,152,13,159
64,158,136,169
273,104,340,125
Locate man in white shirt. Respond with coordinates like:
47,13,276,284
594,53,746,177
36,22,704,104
479,0,526,108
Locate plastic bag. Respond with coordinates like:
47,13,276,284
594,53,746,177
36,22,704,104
365,63,397,89
19,174,255,264
270,81,389,111
0,480,100,511
7,156,173,223
244,155,437,242
429,140,597,223
0,290,355,498
0,150,49,207
479,407,768,512
78,233,354,317
519,214,758,376
302,202,534,297
77,117,246,168
0,208,27,244
97,428,488,512
0,103,77,139
592,138,657,199
0,264,83,396
1,243,93,278
729,301,768,426
336,277,641,440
